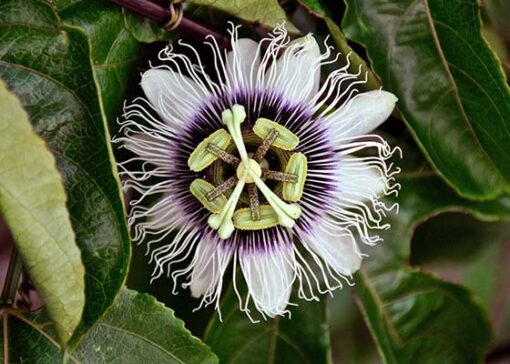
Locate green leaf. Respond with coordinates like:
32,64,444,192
122,8,173,43
351,169,510,363
0,0,132,345
411,212,510,264
324,18,380,91
204,284,331,364
187,0,299,32
355,269,491,363
296,0,331,18
0,310,62,363
369,171,510,269
343,0,510,200
75,288,219,363
411,212,510,346
0,80,85,345
56,0,145,122
0,288,218,363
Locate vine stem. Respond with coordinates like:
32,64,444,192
2,310,7,364
107,0,230,47
0,248,23,307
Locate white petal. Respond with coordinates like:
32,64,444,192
301,225,362,276
190,240,217,298
141,68,210,129
325,90,397,141
226,38,260,91
336,155,386,203
190,237,232,299
240,246,295,318
264,34,321,103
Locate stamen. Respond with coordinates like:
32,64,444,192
190,179,227,213
233,205,279,230
282,152,308,202
187,129,232,172
198,105,305,237
248,170,301,228
222,104,249,163
206,143,240,166
262,170,298,183
206,176,238,201
247,184,260,220
253,118,299,151
252,128,278,162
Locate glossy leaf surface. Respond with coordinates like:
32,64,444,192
343,0,510,200
76,288,219,363
353,170,509,363
0,288,218,363
204,285,331,364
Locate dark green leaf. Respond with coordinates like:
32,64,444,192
204,284,331,364
56,0,145,121
366,169,510,268
411,212,510,346
324,18,380,91
296,0,331,18
411,212,510,264
351,170,510,363
343,0,510,200
75,288,219,364
355,268,491,363
122,8,173,43
0,80,85,345
0,0,131,346
0,310,62,363
0,288,218,363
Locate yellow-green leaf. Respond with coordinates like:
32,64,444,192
188,0,299,32
0,80,85,346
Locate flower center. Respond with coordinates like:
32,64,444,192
236,159,261,183
188,104,308,240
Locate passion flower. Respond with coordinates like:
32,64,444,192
115,24,400,320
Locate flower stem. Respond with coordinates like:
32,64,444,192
107,0,230,47
0,248,22,307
